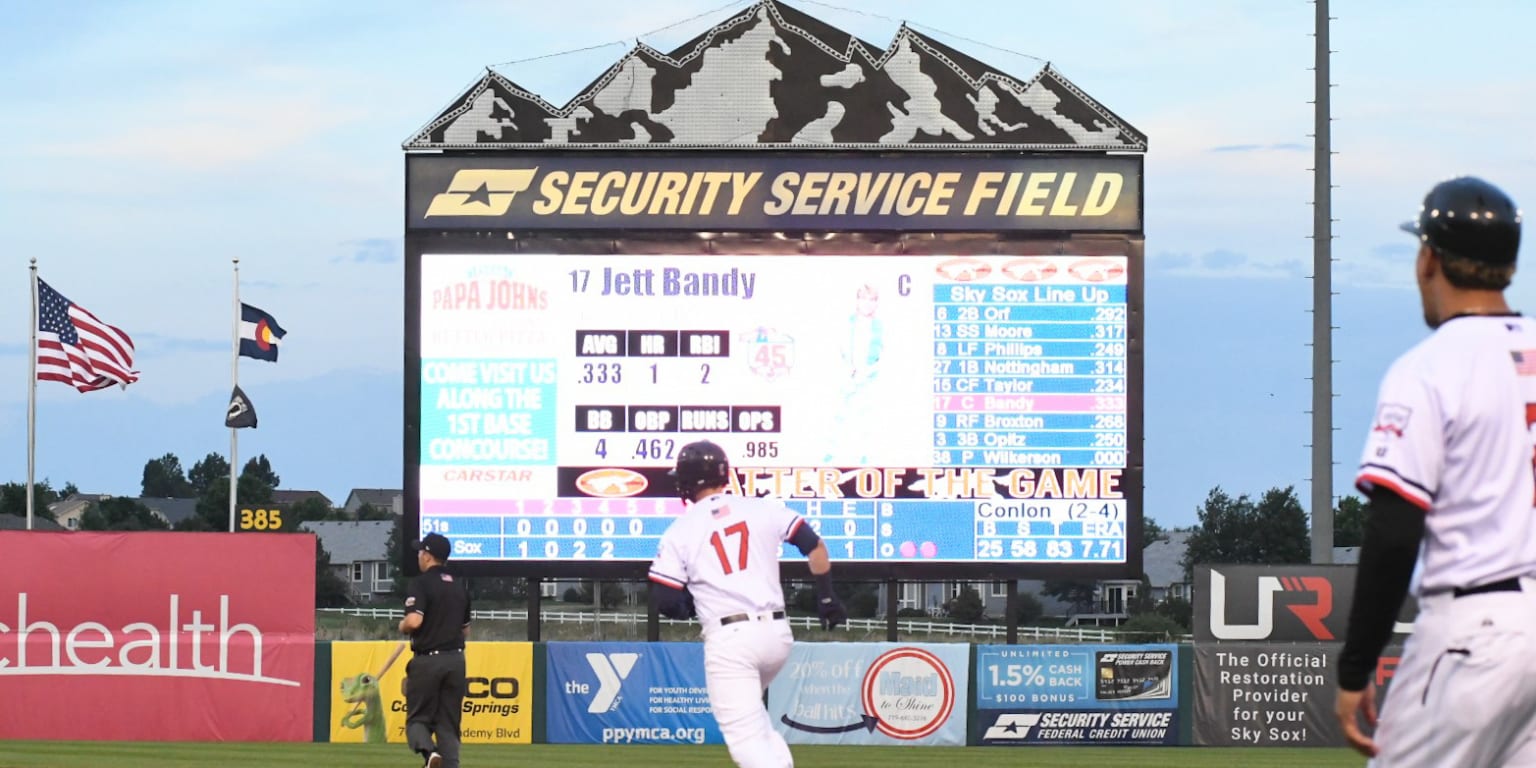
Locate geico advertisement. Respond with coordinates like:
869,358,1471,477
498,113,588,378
0,531,314,742
330,641,532,744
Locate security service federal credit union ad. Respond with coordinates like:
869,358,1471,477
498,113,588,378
972,643,1178,746
0,531,315,741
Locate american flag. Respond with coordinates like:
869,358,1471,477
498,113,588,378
36,278,139,392
1514,350,1536,377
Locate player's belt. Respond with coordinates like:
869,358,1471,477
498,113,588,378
1453,577,1522,599
418,647,464,655
719,610,787,626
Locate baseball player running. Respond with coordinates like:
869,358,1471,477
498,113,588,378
1336,176,1536,765
649,440,847,768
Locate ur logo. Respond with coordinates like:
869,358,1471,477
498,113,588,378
1208,570,1334,640
982,713,1040,741
584,652,639,713
425,169,538,217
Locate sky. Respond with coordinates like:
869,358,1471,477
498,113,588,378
1,0,1533,530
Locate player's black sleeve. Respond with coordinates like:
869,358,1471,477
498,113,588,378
1337,486,1425,691
788,519,822,555
651,582,696,620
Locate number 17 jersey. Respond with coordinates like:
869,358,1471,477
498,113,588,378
1356,314,1536,595
648,493,806,627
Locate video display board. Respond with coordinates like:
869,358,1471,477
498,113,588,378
412,247,1140,578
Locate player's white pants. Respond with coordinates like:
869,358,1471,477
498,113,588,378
703,617,795,768
1371,577,1536,767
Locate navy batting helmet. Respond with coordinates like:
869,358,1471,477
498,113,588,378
669,440,731,499
1401,176,1522,264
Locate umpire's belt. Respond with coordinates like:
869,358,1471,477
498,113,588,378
1453,577,1522,599
719,610,787,627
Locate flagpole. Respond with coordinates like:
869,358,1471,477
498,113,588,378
27,258,38,531
229,258,239,533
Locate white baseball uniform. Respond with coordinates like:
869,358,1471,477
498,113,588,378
649,492,805,768
1356,314,1536,767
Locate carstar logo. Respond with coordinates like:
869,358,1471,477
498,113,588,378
426,169,538,217
1207,570,1334,641
584,652,638,713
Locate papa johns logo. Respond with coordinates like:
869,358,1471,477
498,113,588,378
860,648,955,740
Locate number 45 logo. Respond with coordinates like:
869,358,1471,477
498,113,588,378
741,327,795,381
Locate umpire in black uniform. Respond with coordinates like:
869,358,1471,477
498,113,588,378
398,532,471,768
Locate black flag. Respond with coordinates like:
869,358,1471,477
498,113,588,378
225,385,258,429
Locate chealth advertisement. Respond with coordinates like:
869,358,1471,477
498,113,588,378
330,641,532,744
0,531,315,741
766,643,970,746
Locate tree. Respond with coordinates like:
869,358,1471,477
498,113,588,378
315,541,351,608
1143,516,1167,549
355,503,394,521
242,455,281,490
1155,597,1193,632
80,497,169,531
188,453,230,496
0,480,64,521
193,475,276,530
1181,485,1311,578
1042,580,1097,613
141,453,194,498
288,497,336,525
577,581,627,609
1127,575,1156,617
1334,494,1367,548
944,585,985,623
1014,592,1045,625
1118,613,1186,642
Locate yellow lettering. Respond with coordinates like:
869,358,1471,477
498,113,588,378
763,172,798,216
1082,173,1123,216
531,171,568,215
1016,173,1056,216
964,172,1004,216
562,171,599,215
924,172,962,216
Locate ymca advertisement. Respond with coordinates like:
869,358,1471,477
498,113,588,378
329,641,533,744
766,642,969,746
0,531,315,741
972,644,1178,746
545,641,722,744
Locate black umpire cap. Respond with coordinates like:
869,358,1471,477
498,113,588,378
1401,176,1523,264
414,532,451,560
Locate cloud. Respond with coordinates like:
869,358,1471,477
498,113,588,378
1209,142,1310,153
1370,242,1415,260
133,333,229,353
337,238,401,264
1151,251,1194,270
1202,249,1246,269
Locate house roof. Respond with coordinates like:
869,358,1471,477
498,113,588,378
1332,546,1360,565
346,488,401,508
272,489,333,506
299,520,394,565
0,513,67,531
1143,529,1193,588
135,497,200,526
47,493,111,514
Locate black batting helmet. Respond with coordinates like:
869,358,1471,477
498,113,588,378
669,440,731,499
1401,176,1522,264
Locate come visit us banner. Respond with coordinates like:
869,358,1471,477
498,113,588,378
330,641,532,744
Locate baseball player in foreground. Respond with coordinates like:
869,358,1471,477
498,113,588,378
649,440,847,768
1336,176,1536,765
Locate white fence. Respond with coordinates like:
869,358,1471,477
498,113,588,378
317,607,1158,643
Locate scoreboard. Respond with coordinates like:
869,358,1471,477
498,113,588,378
416,250,1139,576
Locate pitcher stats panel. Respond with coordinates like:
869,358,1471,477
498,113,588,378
417,253,1132,566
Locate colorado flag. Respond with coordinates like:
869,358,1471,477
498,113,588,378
240,303,287,362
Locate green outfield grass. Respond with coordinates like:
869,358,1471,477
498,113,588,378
0,742,1364,768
